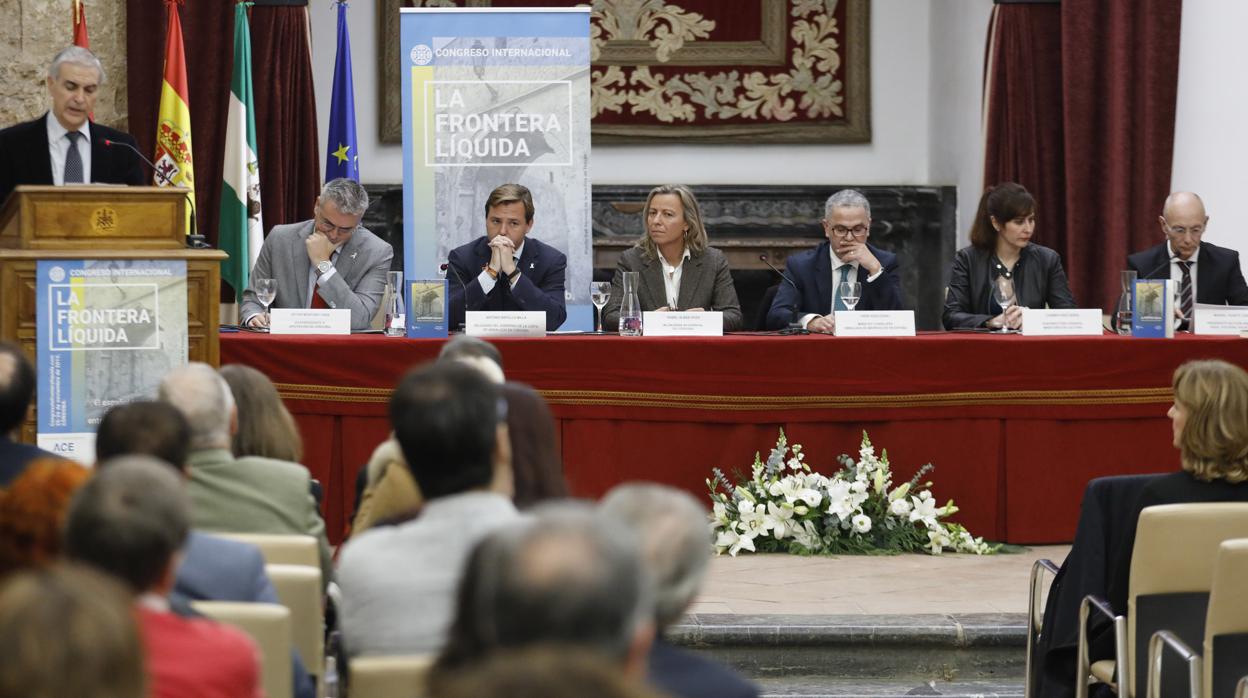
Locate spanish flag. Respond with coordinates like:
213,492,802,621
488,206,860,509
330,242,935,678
154,0,195,234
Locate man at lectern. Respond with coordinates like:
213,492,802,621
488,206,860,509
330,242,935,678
0,46,144,206
446,183,568,331
240,178,394,332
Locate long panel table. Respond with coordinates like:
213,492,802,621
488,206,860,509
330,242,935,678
220,331,1248,545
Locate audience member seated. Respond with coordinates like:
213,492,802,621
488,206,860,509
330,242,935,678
430,646,668,698
0,342,56,487
158,362,333,589
0,457,89,577
337,361,520,656
503,382,569,509
433,504,654,679
601,184,743,332
1127,191,1248,331
601,484,760,698
437,334,506,384
95,400,315,698
0,563,145,698
943,183,1076,331
65,457,262,698
220,364,305,464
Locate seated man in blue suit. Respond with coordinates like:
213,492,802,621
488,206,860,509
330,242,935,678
447,183,567,331
1127,191,1248,331
766,189,903,333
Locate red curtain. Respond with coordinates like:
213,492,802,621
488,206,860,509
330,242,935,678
982,0,1183,311
249,5,322,233
125,2,321,247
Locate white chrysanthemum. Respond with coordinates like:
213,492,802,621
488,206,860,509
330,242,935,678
852,513,872,533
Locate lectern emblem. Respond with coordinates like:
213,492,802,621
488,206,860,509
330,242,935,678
91,207,118,234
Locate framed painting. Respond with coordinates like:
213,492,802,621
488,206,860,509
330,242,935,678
380,0,870,144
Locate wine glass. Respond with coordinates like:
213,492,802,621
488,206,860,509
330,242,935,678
254,278,276,327
590,281,611,333
838,281,861,311
993,276,1016,333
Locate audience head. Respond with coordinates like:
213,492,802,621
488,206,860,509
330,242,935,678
638,184,708,260
95,401,191,469
46,46,104,132
600,483,710,630
0,458,90,577
390,361,510,499
1159,191,1208,261
822,189,873,261
437,503,653,676
437,336,505,384
64,456,190,595
430,646,666,698
158,362,236,452
1169,359,1248,483
0,564,145,698
219,364,303,463
970,182,1036,252
0,342,35,437
502,382,567,509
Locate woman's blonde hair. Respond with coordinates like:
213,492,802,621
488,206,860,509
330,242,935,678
635,184,709,260
1172,359,1248,483
219,364,304,463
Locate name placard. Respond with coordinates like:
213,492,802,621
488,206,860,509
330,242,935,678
270,309,352,335
642,311,723,337
1194,306,1248,335
466,311,546,338
833,310,916,337
1021,308,1103,336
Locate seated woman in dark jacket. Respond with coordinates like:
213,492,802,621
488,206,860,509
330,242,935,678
942,183,1076,330
602,184,743,332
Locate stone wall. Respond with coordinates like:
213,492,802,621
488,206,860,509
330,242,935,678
0,0,129,131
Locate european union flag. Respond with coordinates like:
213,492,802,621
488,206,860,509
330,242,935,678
326,1,359,181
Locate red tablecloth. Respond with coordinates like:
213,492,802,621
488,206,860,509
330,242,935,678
220,331,1248,545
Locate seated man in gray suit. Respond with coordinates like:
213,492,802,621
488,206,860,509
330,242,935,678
158,363,333,589
241,178,393,331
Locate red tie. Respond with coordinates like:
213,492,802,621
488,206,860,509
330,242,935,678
310,290,329,309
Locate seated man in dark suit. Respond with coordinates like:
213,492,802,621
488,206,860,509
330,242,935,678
0,343,57,487
0,46,144,205
447,183,568,331
766,189,903,333
1127,191,1248,331
240,178,394,332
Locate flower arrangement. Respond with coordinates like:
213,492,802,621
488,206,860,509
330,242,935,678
707,430,997,556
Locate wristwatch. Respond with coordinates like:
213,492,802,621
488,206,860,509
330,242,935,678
316,260,333,276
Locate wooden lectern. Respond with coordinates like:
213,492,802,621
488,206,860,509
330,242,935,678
0,185,227,442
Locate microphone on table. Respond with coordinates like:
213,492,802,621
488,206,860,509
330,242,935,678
441,262,470,331
1140,256,1178,281
760,254,809,335
103,138,207,249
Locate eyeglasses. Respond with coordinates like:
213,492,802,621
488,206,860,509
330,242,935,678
829,225,869,239
315,214,359,236
1163,221,1205,238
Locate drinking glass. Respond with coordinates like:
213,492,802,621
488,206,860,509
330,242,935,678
590,281,610,333
993,276,1016,333
254,278,276,325
838,281,861,311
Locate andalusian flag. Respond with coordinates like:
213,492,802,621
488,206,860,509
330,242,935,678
325,1,359,181
154,0,195,235
220,2,263,300
71,0,89,48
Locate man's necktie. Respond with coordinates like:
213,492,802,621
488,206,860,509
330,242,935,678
64,131,84,184
1178,260,1194,331
833,265,851,311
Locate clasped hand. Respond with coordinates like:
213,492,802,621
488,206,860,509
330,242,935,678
488,236,518,276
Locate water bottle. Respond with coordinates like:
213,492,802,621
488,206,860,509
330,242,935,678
1115,270,1136,335
619,271,642,336
384,270,406,337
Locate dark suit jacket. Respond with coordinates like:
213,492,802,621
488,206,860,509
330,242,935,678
648,638,759,698
943,243,1077,330
1126,241,1248,306
0,113,145,206
448,235,568,331
766,240,902,330
0,436,56,488
601,246,743,331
